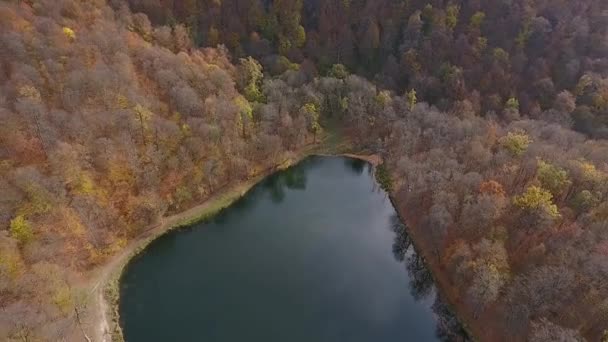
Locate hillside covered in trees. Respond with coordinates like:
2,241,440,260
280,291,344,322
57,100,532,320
129,0,608,137
1,0,608,341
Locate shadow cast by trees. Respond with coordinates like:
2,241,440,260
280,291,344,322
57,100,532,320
262,161,309,203
389,213,470,341
344,158,367,175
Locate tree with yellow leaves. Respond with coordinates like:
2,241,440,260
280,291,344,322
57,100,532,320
500,131,532,157
62,27,76,40
406,89,417,110
300,103,321,142
10,215,33,244
513,185,560,219
537,160,571,197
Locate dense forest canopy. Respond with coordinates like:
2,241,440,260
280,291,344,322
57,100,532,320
128,0,608,137
0,0,607,341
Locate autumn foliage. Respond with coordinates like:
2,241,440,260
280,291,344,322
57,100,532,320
1,0,608,341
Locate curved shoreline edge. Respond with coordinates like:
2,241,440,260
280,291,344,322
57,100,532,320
90,151,314,342
85,150,473,342
387,195,476,342
92,170,275,342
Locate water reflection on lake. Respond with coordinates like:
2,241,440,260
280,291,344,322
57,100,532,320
119,156,468,342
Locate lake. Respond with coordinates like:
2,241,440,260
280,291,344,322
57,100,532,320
119,156,467,341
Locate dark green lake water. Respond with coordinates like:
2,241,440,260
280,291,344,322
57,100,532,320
119,156,466,342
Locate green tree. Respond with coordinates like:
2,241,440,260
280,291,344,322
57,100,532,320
446,5,460,31
475,37,488,56
300,103,322,142
239,57,263,84
571,190,599,214
375,90,392,108
278,35,292,55
244,83,263,103
375,164,392,191
207,26,220,46
234,96,254,138
10,215,34,244
515,21,532,49
469,11,486,30
506,97,520,111
276,56,300,72
500,131,532,157
260,13,279,41
267,0,304,54
328,64,349,79
537,160,571,196
238,57,264,102
294,25,306,48
493,48,510,64
421,4,434,35
406,89,417,110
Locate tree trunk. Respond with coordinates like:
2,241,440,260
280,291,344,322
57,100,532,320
138,113,146,147
33,114,47,158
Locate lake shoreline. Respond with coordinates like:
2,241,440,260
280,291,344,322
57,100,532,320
85,150,317,342
83,149,473,342
80,132,360,341
388,196,477,341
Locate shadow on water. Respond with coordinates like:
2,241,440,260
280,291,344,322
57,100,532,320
344,158,367,175
390,214,433,300
389,213,470,341
120,156,469,342
284,166,307,190
262,160,309,203
214,162,311,223
407,253,435,301
433,296,471,342
390,215,412,262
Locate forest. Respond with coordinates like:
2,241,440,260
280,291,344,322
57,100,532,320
0,0,607,341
